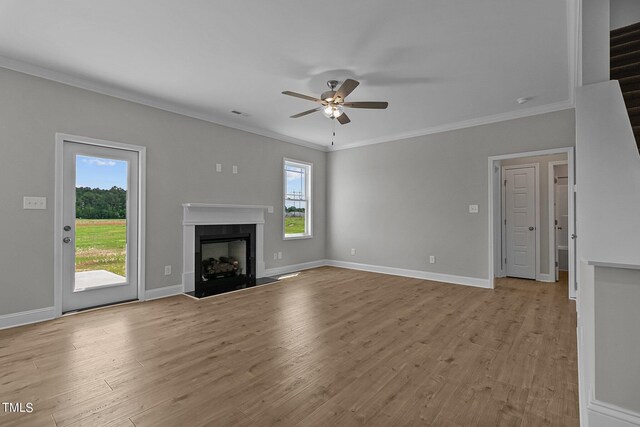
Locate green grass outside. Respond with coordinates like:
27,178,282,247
75,219,127,276
284,216,306,235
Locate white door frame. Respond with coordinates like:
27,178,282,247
488,147,575,299
54,133,146,316
502,163,540,281
548,160,569,282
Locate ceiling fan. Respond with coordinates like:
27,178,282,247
282,79,388,125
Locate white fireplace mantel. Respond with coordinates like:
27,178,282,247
182,203,273,292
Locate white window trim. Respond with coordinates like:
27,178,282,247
283,158,312,240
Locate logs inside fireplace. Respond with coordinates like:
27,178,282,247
195,224,256,297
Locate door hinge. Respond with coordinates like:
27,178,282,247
504,179,507,186
554,178,558,184
555,261,559,267
505,258,507,264
555,219,558,225
504,219,507,225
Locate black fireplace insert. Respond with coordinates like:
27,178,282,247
194,224,256,297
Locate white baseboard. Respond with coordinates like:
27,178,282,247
537,273,555,283
0,306,56,330
326,260,491,289
145,284,184,301
263,259,329,277
588,399,640,426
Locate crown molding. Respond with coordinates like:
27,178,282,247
328,99,575,152
0,54,575,154
0,55,328,152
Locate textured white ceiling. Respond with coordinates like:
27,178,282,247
0,0,572,150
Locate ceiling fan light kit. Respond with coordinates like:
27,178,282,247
282,79,389,125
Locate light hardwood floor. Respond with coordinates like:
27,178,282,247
0,267,578,426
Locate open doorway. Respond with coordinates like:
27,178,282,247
550,161,569,282
488,148,576,299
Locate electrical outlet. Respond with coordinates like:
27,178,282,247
164,265,171,276
273,252,277,260
216,163,222,172
278,252,282,260
429,256,436,264
351,248,356,256
23,196,46,210
469,204,479,213
232,165,238,174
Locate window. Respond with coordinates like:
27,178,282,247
284,159,312,239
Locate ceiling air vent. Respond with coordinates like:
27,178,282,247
231,110,250,117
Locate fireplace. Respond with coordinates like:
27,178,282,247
195,224,256,297
182,203,272,295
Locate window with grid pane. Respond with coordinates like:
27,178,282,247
284,159,312,239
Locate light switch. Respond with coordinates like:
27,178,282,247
23,197,46,210
216,164,222,172
469,204,479,213
232,165,238,174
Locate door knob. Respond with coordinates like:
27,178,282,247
64,225,71,231
571,234,577,240
528,226,535,231
63,237,71,243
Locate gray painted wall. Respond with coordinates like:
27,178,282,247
501,153,567,276
595,266,640,413
327,110,575,280
0,67,326,316
582,0,610,85
611,0,640,30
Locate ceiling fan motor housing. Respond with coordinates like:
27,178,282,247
321,90,336,102
322,80,340,102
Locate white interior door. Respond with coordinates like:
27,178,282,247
62,141,139,312
505,167,536,279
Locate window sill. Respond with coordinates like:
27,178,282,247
283,234,313,241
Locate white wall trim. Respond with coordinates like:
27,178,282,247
329,100,575,151
0,307,56,330
0,56,576,154
537,273,555,283
326,260,491,289
266,259,492,289
145,284,185,301
0,56,327,152
588,399,640,426
264,259,328,277
54,133,147,316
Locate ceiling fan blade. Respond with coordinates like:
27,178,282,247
290,107,322,118
282,91,323,103
343,101,389,109
335,79,360,100
337,113,351,125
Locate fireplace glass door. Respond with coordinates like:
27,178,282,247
201,239,246,282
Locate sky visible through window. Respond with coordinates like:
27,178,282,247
76,155,128,189
285,164,305,207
